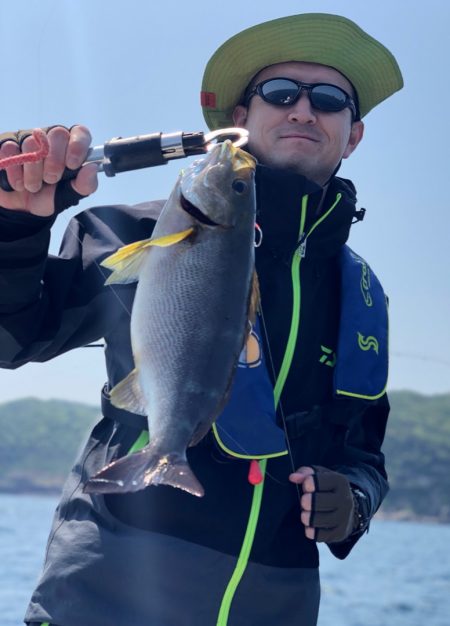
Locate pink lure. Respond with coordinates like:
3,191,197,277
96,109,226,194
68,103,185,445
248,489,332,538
0,128,49,171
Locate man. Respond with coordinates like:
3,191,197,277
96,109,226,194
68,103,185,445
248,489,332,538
0,13,402,626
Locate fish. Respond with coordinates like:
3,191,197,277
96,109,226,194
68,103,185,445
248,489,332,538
84,141,257,497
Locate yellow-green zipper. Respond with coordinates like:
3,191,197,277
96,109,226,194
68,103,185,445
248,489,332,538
274,193,342,402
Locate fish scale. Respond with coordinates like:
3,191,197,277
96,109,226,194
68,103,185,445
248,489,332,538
136,235,250,413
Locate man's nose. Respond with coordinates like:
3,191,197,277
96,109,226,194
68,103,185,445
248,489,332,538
287,92,317,124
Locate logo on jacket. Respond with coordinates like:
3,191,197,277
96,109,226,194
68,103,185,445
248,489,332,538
360,263,373,307
319,345,336,367
357,332,379,355
238,324,262,368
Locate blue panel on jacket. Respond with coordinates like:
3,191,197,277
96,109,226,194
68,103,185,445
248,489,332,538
214,318,287,458
335,246,389,400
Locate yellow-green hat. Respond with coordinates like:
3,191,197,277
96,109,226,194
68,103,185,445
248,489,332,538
201,13,403,129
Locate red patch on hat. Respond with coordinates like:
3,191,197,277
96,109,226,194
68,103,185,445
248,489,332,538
201,91,217,108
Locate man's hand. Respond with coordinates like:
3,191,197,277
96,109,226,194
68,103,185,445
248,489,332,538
289,465,356,543
0,125,98,216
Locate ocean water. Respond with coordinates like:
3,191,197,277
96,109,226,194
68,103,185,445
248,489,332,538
1,493,449,626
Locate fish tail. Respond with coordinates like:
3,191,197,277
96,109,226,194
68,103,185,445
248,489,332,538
84,444,204,497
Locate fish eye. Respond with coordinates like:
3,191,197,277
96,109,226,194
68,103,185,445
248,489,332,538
232,179,248,194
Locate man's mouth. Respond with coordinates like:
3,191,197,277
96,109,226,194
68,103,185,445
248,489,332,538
279,134,319,142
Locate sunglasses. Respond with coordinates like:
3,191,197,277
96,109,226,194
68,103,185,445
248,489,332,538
244,77,359,120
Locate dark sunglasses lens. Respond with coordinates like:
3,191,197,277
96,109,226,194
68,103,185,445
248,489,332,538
310,85,348,111
260,79,300,105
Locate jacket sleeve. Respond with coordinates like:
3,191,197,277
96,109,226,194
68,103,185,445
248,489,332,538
0,206,122,368
326,393,390,559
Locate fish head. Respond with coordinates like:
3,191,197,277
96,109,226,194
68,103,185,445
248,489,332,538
179,140,256,228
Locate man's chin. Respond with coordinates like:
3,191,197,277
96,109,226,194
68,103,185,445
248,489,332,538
261,156,322,181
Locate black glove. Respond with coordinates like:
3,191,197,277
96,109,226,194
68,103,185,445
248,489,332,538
0,125,65,192
0,129,39,192
0,128,36,148
0,125,73,149
0,125,87,213
308,466,367,543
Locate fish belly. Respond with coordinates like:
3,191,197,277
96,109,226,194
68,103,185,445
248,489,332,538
132,227,254,448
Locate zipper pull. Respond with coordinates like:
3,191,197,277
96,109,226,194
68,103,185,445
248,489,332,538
248,459,263,485
297,233,307,258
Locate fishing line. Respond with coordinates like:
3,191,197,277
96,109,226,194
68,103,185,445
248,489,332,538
258,303,302,505
68,219,134,320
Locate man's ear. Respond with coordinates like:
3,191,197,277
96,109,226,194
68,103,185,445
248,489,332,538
343,120,364,159
232,105,248,127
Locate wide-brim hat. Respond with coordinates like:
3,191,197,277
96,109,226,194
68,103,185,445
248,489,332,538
201,13,403,129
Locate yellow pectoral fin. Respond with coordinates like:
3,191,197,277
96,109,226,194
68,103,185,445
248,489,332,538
101,239,153,270
148,228,194,247
101,228,194,285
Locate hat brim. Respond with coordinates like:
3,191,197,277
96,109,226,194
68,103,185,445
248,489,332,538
201,13,403,129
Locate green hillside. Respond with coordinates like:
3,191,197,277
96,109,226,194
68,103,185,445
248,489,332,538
0,398,98,492
381,391,450,522
0,392,449,522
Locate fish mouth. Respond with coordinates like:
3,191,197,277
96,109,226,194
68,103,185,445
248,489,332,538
180,193,220,226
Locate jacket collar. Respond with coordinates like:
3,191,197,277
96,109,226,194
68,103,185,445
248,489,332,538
255,164,358,261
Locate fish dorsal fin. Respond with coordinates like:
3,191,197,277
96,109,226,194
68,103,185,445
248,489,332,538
110,368,148,416
101,228,194,285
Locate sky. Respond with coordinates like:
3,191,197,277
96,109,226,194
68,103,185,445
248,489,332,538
0,0,449,405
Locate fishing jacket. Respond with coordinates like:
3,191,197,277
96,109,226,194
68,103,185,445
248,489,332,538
0,165,389,626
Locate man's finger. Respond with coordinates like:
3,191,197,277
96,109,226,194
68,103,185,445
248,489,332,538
43,126,71,184
300,492,313,511
301,493,338,527
22,135,44,193
66,125,92,170
70,162,99,197
0,140,23,191
289,465,315,485
305,526,315,541
301,510,311,527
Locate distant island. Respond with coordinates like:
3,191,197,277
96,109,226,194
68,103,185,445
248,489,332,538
0,391,449,522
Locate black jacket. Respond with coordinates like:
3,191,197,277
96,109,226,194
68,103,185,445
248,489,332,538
0,166,389,626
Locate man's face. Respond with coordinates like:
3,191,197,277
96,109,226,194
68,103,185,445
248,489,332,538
232,62,364,185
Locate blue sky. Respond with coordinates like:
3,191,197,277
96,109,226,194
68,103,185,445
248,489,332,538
1,0,449,404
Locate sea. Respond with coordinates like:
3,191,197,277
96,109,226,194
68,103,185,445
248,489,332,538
1,493,449,626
